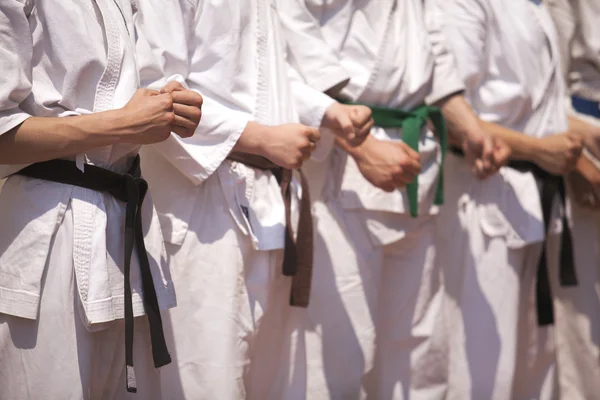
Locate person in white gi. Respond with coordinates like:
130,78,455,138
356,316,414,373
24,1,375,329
432,0,586,398
545,1,600,398
0,0,203,399
276,1,509,398
133,0,374,398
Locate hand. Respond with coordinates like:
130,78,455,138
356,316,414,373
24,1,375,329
260,123,321,169
461,129,510,179
321,102,373,145
117,89,175,144
533,132,583,175
160,81,203,138
567,154,600,210
349,135,421,192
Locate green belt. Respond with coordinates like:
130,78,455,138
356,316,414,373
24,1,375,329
340,101,447,217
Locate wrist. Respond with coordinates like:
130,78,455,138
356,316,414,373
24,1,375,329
336,133,371,161
527,137,544,163
234,121,268,157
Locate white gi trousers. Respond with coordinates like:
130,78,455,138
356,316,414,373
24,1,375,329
291,196,442,400
548,200,600,400
0,206,161,400
435,154,557,400
157,172,297,400
548,108,600,400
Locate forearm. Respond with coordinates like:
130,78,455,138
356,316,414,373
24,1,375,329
335,134,367,161
232,121,267,157
0,111,128,164
436,94,481,146
478,120,538,161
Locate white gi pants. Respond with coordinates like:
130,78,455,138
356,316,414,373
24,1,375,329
548,107,600,400
549,200,600,400
0,205,161,400
435,155,556,400
157,173,296,400
294,198,442,400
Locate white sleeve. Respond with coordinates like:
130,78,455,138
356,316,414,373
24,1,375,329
275,0,345,161
288,65,336,162
276,0,350,93
545,0,576,88
427,0,488,100
423,0,467,104
0,0,33,136
135,0,251,185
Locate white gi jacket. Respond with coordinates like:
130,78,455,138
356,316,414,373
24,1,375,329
546,0,600,102
278,0,465,244
432,0,569,246
134,0,334,251
0,0,175,325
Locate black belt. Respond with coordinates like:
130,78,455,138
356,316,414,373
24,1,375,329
450,147,577,326
16,156,170,393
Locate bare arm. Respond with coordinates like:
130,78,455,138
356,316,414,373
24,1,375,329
480,119,582,175
436,93,482,146
0,89,183,165
437,94,510,177
478,120,539,161
0,112,125,164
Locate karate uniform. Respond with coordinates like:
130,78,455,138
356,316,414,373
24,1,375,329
431,0,570,398
0,0,175,398
133,0,334,398
546,1,600,398
277,1,463,398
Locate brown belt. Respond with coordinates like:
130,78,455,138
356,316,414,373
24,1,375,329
227,152,314,307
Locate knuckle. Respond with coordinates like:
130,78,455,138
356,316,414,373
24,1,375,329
165,112,176,124
299,138,310,149
192,108,202,121
162,96,174,109
391,165,403,176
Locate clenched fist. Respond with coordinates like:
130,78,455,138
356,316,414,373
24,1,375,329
233,121,320,170
117,88,175,144
160,81,204,138
533,132,583,175
350,135,421,192
567,153,600,210
461,130,511,179
321,102,373,145
261,124,321,169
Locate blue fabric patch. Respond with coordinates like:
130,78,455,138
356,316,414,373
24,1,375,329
572,95,600,118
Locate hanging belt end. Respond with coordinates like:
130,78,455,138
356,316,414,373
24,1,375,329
126,365,137,393
153,351,172,368
289,293,309,308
